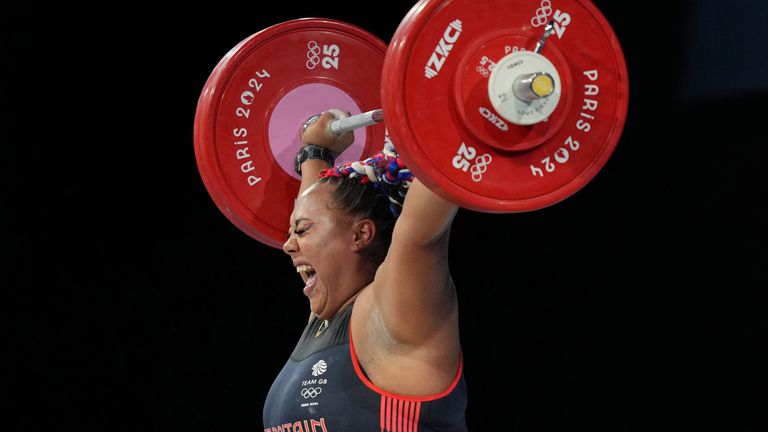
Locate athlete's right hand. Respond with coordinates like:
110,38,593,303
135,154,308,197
300,109,355,155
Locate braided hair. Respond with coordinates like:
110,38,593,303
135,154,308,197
317,143,413,266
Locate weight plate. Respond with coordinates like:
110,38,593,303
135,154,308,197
383,0,629,212
195,18,387,247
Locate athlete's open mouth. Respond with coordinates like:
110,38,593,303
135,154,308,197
296,264,316,284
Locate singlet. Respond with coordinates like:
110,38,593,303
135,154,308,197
263,304,467,431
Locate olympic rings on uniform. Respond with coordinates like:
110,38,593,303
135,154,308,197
300,387,323,398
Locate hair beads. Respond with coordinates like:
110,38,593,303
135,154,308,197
318,145,413,217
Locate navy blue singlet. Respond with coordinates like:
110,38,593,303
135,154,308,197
263,305,467,431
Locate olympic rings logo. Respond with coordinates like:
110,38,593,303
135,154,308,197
531,0,553,27
471,154,493,182
300,387,323,399
306,40,322,69
476,65,489,78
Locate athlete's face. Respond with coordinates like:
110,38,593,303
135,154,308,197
283,183,355,319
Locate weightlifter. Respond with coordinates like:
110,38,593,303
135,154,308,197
262,110,468,431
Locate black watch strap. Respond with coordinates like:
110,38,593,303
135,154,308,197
295,145,336,174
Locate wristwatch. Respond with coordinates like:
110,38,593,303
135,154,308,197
294,145,336,175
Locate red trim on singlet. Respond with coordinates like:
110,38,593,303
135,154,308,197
414,400,421,431
380,396,419,432
380,396,386,431
349,324,463,402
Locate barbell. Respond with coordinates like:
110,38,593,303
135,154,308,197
193,0,629,248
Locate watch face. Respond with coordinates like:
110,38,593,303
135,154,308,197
295,146,333,174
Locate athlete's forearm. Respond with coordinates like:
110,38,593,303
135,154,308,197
297,159,331,197
394,179,459,245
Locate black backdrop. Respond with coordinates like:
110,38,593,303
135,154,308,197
4,1,766,431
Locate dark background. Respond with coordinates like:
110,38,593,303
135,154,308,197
4,1,766,431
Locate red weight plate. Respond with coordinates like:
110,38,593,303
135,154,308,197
195,19,387,248
383,0,629,212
